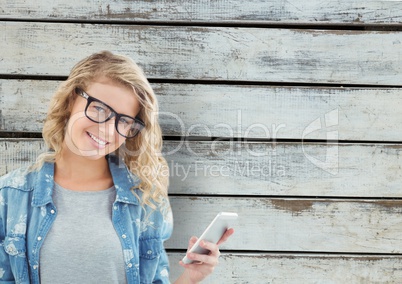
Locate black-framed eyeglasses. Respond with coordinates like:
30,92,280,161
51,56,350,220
75,88,145,138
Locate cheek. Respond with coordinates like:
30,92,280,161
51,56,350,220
114,135,126,148
111,137,127,155
67,112,89,137
69,109,90,126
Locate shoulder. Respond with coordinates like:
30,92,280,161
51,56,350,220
107,155,173,237
0,165,40,215
139,197,173,241
0,164,35,192
108,154,141,185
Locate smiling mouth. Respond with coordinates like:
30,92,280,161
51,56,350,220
87,132,109,146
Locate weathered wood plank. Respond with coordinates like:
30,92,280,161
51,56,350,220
2,0,402,25
2,80,402,141
1,139,402,198
168,253,402,283
2,140,402,252
166,141,402,198
1,152,401,255
0,80,51,132
2,22,402,85
165,196,402,254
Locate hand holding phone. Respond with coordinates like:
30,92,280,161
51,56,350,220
182,212,238,264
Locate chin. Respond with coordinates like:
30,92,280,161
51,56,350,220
79,147,116,160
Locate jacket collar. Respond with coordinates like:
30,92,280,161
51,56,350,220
32,162,55,207
32,155,140,207
108,154,140,205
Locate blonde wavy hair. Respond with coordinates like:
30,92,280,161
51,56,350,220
35,51,169,209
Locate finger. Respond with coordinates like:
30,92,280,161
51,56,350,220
185,251,219,266
179,260,197,269
179,259,215,276
217,228,235,246
187,236,198,250
199,240,220,257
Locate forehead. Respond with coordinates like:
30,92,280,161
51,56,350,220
85,78,140,117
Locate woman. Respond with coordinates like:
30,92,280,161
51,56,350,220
0,51,234,283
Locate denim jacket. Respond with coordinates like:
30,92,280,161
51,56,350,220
0,155,173,284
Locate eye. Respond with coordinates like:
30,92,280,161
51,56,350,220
92,103,108,113
119,117,131,126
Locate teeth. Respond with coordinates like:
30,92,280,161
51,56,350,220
88,132,107,145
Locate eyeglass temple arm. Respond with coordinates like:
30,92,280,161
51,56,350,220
76,88,89,100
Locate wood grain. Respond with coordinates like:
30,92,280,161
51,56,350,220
2,80,402,141
2,1,401,282
1,143,401,255
165,141,402,198
2,1,402,25
168,253,402,283
165,196,402,254
2,22,402,85
2,139,402,198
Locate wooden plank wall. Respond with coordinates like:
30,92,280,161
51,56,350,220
1,1,402,283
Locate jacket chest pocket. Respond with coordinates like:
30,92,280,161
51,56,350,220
139,238,164,284
3,235,29,283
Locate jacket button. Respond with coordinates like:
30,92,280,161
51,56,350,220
122,234,127,239
37,236,42,241
50,209,55,214
127,263,132,268
6,247,16,254
147,250,152,255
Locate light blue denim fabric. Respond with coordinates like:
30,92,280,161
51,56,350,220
0,155,173,284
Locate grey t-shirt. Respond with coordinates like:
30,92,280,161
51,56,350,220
39,183,127,284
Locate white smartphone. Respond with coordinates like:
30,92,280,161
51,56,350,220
181,212,238,264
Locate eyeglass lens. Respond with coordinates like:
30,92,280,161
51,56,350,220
86,99,142,138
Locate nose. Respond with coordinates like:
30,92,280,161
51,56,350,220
107,118,117,136
98,117,117,137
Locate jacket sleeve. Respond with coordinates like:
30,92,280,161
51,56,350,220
152,203,173,284
0,191,16,283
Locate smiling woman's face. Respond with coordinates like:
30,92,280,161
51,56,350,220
63,77,141,160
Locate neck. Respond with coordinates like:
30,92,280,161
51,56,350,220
55,145,111,183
